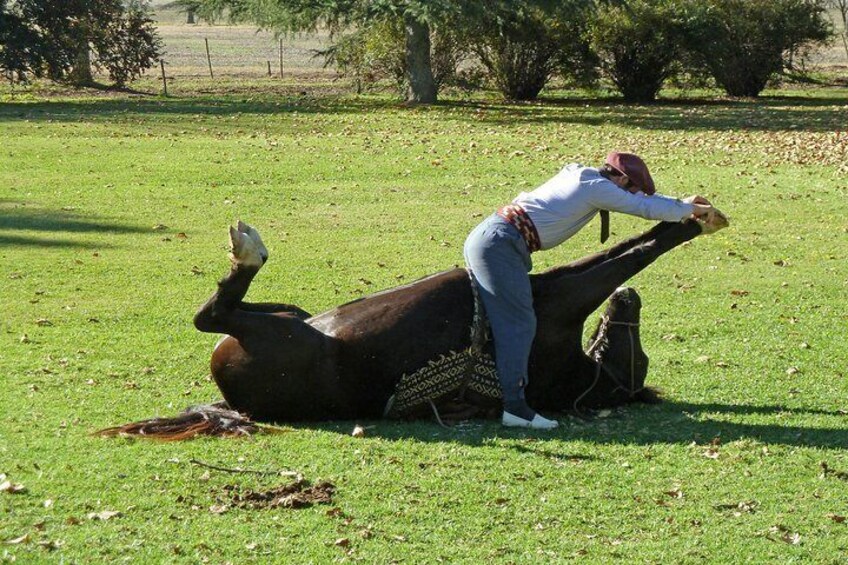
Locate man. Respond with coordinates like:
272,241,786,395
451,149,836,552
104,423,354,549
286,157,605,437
464,152,716,429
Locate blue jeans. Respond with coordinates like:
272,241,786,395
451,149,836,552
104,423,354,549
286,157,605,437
464,213,536,405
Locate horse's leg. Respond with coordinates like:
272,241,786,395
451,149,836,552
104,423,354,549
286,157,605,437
562,221,678,274
194,222,312,339
538,221,704,326
194,223,334,421
237,302,311,320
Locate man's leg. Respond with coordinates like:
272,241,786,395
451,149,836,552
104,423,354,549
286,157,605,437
464,216,557,429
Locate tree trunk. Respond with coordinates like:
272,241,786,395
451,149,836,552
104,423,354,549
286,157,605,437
404,16,437,104
69,43,93,86
187,9,196,24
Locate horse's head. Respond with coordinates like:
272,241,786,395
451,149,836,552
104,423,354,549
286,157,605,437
579,287,659,409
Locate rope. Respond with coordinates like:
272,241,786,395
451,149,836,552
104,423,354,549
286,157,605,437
428,399,451,429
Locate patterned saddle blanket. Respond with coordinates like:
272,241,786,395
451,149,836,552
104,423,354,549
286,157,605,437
383,270,501,418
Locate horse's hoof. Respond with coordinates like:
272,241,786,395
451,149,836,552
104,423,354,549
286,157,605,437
696,208,729,235
228,225,264,268
237,220,269,263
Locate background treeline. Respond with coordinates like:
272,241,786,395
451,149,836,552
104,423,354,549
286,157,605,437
0,0,837,100
311,0,833,101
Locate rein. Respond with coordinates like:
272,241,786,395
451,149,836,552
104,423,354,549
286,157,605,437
574,315,643,415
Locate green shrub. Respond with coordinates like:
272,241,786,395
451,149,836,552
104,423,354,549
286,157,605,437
448,1,597,100
588,0,689,102
469,8,560,101
684,0,832,97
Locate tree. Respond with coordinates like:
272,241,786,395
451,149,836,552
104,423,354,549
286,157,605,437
826,0,848,59
322,17,465,95
0,0,46,81
685,0,832,97
188,0,446,102
0,0,161,87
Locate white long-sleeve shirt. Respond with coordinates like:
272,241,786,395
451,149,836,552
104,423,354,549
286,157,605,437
513,164,695,250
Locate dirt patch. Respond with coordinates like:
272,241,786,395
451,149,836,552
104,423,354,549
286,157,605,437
223,480,336,509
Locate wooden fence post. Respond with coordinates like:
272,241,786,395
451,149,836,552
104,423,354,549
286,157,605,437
205,38,214,79
160,60,168,96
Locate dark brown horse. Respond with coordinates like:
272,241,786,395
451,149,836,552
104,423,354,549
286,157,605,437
183,213,727,425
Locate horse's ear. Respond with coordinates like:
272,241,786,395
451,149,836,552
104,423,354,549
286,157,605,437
634,386,662,404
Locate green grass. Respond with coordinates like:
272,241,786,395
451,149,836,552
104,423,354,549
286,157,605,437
1,79,847,563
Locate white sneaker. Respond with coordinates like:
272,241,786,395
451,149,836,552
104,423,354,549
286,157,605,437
502,411,559,430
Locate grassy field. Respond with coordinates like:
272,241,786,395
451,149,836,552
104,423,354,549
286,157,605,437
1,75,847,563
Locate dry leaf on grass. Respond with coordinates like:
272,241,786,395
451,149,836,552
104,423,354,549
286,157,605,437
827,514,845,523
87,510,121,521
0,479,26,494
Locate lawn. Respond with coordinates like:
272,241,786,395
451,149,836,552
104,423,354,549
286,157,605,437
1,78,847,563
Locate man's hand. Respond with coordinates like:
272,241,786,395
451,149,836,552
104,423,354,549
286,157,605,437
684,195,712,206
684,195,716,223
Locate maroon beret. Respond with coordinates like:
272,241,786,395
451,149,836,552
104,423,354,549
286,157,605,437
605,152,656,195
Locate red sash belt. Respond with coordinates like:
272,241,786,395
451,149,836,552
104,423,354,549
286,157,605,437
497,204,541,253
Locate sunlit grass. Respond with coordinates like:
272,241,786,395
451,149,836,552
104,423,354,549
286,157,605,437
0,79,846,563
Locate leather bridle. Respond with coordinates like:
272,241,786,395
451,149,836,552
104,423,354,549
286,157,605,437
574,315,643,415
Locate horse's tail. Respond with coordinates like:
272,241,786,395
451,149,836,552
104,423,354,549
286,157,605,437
95,402,267,441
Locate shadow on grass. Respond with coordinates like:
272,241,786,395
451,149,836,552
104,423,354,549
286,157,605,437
0,200,145,248
1,92,846,133
305,401,847,451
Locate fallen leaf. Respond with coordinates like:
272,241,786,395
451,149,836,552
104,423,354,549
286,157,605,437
37,540,61,551
5,534,29,545
786,367,800,376
828,514,845,523
35,318,53,327
209,504,228,514
730,289,749,296
87,510,121,521
664,489,684,499
152,224,168,231
0,480,26,494
334,538,350,547
703,449,720,459
782,532,801,545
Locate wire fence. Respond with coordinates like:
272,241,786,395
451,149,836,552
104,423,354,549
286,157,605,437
154,23,336,80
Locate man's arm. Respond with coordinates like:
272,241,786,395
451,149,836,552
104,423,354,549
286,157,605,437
588,182,695,222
